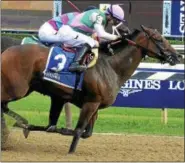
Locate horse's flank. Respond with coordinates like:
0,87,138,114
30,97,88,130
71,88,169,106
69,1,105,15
1,45,48,101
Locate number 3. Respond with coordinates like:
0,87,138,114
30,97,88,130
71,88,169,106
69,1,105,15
51,54,67,72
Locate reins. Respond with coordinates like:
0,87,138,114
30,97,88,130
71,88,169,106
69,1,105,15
109,30,163,58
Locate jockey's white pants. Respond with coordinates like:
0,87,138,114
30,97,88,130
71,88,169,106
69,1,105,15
38,22,98,48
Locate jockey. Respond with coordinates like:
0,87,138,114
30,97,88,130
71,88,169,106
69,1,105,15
38,5,126,72
38,12,80,44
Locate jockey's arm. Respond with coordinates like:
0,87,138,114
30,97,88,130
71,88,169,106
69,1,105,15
91,13,120,41
94,24,120,41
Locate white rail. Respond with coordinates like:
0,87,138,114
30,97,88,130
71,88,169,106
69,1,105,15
172,45,184,59
172,45,184,51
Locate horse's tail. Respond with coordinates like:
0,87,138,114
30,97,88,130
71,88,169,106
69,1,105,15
1,36,21,53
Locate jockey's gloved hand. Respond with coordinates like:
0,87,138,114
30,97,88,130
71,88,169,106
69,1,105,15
94,40,99,48
107,43,114,55
120,32,130,41
113,35,121,40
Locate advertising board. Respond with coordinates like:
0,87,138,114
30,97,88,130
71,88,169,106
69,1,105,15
113,63,184,109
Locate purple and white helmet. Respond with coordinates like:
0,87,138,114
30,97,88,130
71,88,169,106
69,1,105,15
105,5,125,22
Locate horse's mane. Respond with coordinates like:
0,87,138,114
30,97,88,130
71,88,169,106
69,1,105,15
128,29,141,40
99,28,141,56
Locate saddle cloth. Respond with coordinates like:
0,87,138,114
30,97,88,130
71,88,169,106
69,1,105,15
43,46,84,90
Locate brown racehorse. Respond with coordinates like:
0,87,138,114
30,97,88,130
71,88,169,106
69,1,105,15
1,35,72,131
1,25,182,153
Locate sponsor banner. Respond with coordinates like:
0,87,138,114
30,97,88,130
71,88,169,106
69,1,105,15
113,63,184,109
162,0,185,37
113,79,185,109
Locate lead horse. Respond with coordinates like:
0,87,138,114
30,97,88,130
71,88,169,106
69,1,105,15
1,25,182,153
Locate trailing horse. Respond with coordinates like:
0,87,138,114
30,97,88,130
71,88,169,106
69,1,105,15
1,35,75,129
1,36,22,53
1,25,182,153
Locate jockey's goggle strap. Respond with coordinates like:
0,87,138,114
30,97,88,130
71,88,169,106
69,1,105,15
112,22,123,35
107,5,113,18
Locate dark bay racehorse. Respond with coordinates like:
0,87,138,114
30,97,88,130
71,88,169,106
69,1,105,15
1,25,182,153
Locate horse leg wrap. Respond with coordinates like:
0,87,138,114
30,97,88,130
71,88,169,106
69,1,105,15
81,130,92,139
5,109,28,124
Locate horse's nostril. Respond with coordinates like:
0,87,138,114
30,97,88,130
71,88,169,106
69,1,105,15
178,55,183,59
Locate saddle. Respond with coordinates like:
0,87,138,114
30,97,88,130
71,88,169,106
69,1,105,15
21,35,98,69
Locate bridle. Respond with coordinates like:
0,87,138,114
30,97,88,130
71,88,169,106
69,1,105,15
141,28,167,59
109,27,168,60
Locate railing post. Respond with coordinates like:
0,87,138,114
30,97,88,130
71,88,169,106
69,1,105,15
161,108,168,124
64,103,72,129
53,0,62,17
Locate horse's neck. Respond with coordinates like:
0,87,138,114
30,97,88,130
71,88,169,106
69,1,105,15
109,45,143,86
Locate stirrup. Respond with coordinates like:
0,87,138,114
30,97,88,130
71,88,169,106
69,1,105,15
69,63,87,72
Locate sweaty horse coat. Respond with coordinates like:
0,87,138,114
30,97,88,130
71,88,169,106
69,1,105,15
1,26,181,153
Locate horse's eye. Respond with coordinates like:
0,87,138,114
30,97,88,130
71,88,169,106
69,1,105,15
157,39,163,43
153,36,163,42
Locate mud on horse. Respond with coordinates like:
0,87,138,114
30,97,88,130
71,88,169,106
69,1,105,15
1,25,182,153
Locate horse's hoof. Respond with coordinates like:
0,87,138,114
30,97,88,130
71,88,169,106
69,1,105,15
13,122,28,129
60,128,74,136
68,149,75,154
23,128,30,139
81,132,91,139
46,125,57,132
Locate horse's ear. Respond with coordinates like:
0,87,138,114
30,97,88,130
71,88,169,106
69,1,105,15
140,25,147,31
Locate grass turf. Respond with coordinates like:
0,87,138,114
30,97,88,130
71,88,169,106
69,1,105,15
4,93,184,136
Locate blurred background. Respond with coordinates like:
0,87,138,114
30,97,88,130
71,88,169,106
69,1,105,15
1,1,163,32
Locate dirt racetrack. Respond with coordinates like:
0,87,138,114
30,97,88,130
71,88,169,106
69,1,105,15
1,129,184,162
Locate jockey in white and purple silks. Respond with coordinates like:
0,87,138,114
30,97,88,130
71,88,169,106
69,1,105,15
38,12,80,44
38,5,127,72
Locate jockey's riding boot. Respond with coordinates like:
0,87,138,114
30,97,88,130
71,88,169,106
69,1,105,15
69,44,91,72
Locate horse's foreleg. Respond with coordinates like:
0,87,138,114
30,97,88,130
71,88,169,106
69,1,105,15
23,96,65,135
60,111,97,138
46,96,65,132
68,102,100,154
81,111,98,139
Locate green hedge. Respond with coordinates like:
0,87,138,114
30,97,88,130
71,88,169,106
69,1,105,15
2,33,35,39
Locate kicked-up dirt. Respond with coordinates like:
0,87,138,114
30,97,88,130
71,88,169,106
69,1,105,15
1,129,184,162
